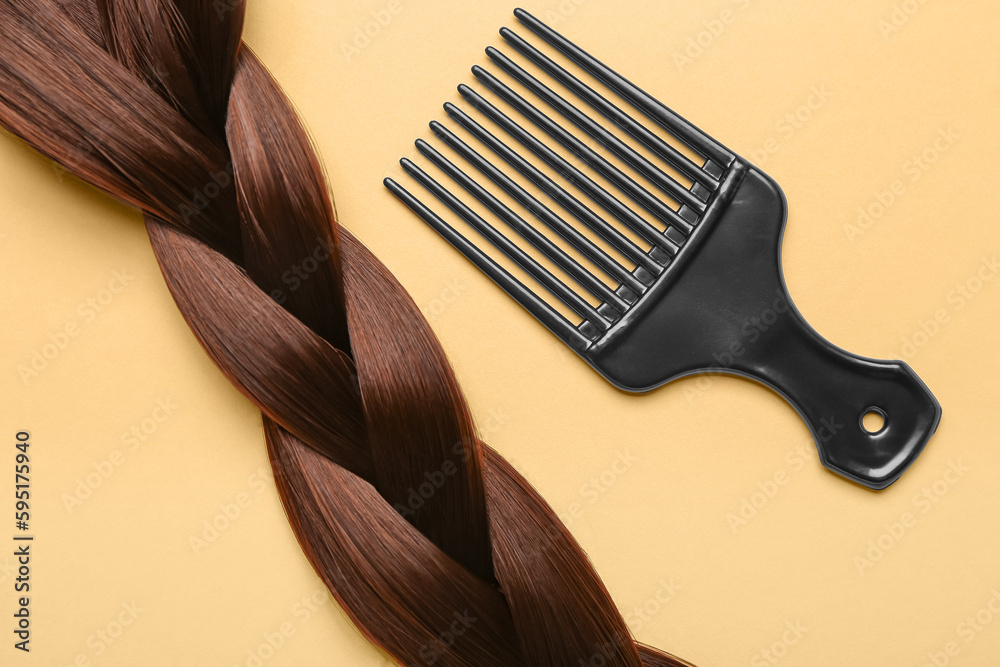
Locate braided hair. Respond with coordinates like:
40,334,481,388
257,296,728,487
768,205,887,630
0,1,694,664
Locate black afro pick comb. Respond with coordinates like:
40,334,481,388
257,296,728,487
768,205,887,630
385,9,941,489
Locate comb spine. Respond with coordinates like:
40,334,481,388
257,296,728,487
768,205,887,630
588,160,749,354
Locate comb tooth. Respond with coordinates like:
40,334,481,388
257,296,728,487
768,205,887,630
458,85,681,256
398,157,611,330
384,177,594,350
484,46,708,211
415,139,630,313
498,27,718,192
443,104,663,281
471,66,695,235
429,121,647,297
513,8,735,171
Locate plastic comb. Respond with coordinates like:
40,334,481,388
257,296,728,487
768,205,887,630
384,9,941,489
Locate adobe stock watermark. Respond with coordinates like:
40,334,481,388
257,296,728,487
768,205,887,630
62,398,179,513
918,589,1000,667
896,254,999,361
714,290,795,368
534,0,591,29
340,0,411,61
391,408,509,519
55,601,144,667
16,268,136,384
511,449,639,567
682,371,727,404
750,621,808,667
683,289,798,403
878,0,933,39
624,578,683,633
375,611,478,666
726,441,813,533
672,0,756,72
853,459,969,576
844,126,958,243
746,85,833,168
178,161,234,224
189,467,274,555
266,236,335,306
232,588,331,667
411,610,478,666
422,276,467,320
560,448,638,529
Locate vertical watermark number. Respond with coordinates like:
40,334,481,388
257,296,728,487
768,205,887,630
13,430,32,652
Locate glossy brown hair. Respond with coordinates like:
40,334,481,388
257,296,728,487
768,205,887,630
0,1,694,664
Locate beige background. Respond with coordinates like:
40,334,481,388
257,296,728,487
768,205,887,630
2,0,999,665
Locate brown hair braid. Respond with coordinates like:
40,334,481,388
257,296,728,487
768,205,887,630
0,1,694,664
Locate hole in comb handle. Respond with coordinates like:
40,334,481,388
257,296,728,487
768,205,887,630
861,408,887,434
